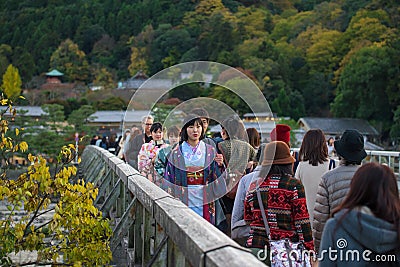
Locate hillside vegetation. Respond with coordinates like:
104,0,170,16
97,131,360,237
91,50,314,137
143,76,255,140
0,0,400,143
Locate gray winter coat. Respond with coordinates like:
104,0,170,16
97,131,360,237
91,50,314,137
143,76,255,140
319,208,400,266
313,163,361,251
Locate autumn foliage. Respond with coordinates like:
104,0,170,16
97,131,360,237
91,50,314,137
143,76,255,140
0,65,112,266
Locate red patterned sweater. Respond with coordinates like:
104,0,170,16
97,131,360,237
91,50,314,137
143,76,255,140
244,174,314,251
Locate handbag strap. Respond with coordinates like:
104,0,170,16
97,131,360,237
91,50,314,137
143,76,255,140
256,187,271,237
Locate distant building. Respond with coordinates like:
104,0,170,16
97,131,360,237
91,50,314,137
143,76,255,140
119,71,173,90
87,110,152,136
118,71,214,90
0,106,47,121
40,69,78,99
298,117,382,150
45,69,64,84
208,112,277,142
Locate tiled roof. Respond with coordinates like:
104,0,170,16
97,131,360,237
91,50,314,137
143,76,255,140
298,117,379,136
209,121,275,136
45,69,64,76
0,106,47,117
88,110,151,124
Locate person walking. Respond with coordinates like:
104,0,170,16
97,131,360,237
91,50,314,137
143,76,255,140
154,125,180,181
190,107,224,165
138,122,168,183
295,129,331,226
319,162,400,266
124,128,142,166
327,137,335,157
313,129,367,252
117,128,131,160
163,114,226,230
246,127,260,168
218,115,256,236
124,115,154,169
244,141,314,262
257,124,292,165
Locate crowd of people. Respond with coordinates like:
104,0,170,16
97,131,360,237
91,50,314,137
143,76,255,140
91,111,400,266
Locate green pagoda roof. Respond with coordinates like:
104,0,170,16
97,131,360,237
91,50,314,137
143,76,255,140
46,69,64,76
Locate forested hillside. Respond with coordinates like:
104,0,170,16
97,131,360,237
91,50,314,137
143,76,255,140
1,0,400,142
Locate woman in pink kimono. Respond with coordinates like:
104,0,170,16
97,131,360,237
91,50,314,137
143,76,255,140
138,122,168,183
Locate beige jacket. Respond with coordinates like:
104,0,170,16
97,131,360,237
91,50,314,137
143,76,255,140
312,163,361,252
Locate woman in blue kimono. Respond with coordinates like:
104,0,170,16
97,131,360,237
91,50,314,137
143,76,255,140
163,114,226,229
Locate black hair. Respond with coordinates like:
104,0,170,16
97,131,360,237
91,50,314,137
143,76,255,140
150,122,163,133
180,115,205,144
221,115,247,141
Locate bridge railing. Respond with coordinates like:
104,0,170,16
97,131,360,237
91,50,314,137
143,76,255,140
364,150,400,175
80,145,264,267
292,148,400,176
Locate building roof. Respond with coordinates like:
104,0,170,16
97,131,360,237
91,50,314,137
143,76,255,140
243,112,275,119
88,110,151,124
118,71,213,90
298,117,379,136
0,106,47,117
209,121,275,140
45,69,64,76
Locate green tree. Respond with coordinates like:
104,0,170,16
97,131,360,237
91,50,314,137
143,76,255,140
151,103,176,123
198,12,236,61
92,66,115,90
270,10,315,42
210,77,257,115
96,96,127,111
302,72,332,116
331,45,394,133
41,104,65,132
169,83,203,101
390,105,400,141
234,6,271,39
271,88,290,116
12,46,36,83
271,87,305,120
67,105,96,134
150,25,194,72
305,28,343,75
49,39,90,83
127,25,154,76
183,0,234,36
0,45,12,80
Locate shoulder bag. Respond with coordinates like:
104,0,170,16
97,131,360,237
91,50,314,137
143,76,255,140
256,187,312,267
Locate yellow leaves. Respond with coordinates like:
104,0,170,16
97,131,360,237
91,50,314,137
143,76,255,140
2,64,22,101
1,99,8,105
14,223,25,240
1,136,12,149
19,141,28,152
0,99,111,265
0,185,11,198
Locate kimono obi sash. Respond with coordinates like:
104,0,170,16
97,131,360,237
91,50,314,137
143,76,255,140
186,166,205,186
